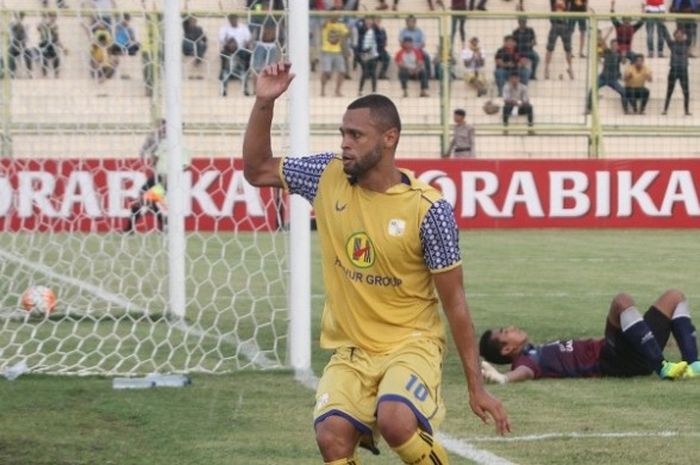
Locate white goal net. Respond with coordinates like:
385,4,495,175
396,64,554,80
0,1,291,375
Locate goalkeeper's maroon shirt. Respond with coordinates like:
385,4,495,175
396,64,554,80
511,339,606,378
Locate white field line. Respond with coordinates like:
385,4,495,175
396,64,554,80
0,248,142,314
0,248,275,369
436,433,520,465
295,369,519,465
464,431,700,442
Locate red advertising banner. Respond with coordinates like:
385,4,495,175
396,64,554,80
1,158,698,231
0,158,281,232
405,159,700,228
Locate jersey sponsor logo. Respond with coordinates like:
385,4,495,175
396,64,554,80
346,232,375,268
335,200,347,211
388,218,406,236
334,257,403,286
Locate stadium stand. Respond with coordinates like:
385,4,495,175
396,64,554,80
2,0,699,159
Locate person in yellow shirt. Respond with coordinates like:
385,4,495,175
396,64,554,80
320,16,349,97
242,62,510,465
90,28,118,83
624,54,652,114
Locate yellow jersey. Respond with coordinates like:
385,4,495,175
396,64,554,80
281,153,462,353
321,21,349,54
624,65,651,88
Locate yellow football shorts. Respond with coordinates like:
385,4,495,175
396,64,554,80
313,338,446,441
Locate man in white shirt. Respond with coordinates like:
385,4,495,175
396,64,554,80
502,72,533,131
461,36,487,97
219,14,252,94
219,14,252,52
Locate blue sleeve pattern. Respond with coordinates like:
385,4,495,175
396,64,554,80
420,199,462,272
281,152,336,203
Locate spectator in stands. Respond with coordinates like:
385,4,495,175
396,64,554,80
250,19,281,95
309,0,327,73
320,15,349,97
399,15,432,80
502,72,533,131
90,27,118,83
9,12,32,79
219,38,243,96
671,0,698,50
544,0,574,80
512,17,539,80
395,37,429,97
461,36,487,97
661,26,691,116
644,0,667,57
569,0,588,58
248,0,284,38
450,0,468,50
182,16,207,79
356,16,380,95
596,27,613,56
374,17,390,79
587,39,628,114
444,108,475,158
624,54,652,114
610,2,644,61
219,14,253,61
112,13,139,56
494,35,529,97
38,11,66,78
218,14,252,90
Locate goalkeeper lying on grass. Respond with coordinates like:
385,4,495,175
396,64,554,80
479,289,700,384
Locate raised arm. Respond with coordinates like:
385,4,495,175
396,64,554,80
434,267,511,435
660,23,673,48
242,62,295,188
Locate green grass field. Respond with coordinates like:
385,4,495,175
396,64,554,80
1,230,700,465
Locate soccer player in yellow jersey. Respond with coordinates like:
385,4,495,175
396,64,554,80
243,62,510,465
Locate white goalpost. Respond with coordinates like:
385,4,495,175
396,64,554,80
0,0,306,376
287,0,311,377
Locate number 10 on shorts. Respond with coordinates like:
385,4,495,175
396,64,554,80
405,374,429,402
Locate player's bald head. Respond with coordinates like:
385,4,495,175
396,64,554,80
346,94,402,135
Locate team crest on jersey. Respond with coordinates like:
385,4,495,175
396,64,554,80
346,232,375,268
387,219,406,237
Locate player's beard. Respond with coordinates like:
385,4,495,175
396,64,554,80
343,143,382,180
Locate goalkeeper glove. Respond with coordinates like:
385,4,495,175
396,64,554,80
481,360,508,384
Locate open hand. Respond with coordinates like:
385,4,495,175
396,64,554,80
255,62,295,102
469,386,511,435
